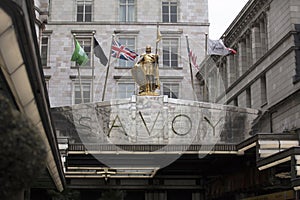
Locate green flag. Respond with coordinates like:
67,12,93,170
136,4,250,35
71,39,89,66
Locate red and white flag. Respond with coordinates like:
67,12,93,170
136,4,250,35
207,39,237,56
189,50,199,70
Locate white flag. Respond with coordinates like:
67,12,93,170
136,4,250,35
207,39,236,56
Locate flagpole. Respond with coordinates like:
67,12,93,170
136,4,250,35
155,23,161,90
73,33,84,104
185,35,196,101
102,34,114,101
77,67,84,103
91,31,95,102
205,33,208,56
204,33,208,102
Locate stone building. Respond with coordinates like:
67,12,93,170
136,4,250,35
42,0,300,199
196,0,300,198
199,0,300,134
43,0,209,107
1,0,300,199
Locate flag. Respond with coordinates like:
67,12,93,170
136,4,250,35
207,39,237,56
111,38,138,61
71,39,89,66
189,50,199,70
186,36,199,70
94,37,108,66
227,47,237,55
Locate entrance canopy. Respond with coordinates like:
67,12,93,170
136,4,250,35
52,95,260,179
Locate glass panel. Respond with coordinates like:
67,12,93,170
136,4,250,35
170,5,177,13
128,5,135,21
118,83,135,98
162,3,169,22
261,75,267,105
163,49,170,67
171,60,178,67
75,83,91,104
77,2,93,22
163,83,179,99
162,39,178,68
85,5,91,12
120,5,126,21
119,0,135,22
77,14,83,22
85,14,91,22
77,5,84,22
170,14,177,22
41,37,48,66
162,5,169,13
77,5,83,12
162,2,177,23
162,14,169,22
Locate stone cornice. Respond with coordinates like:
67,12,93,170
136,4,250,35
48,21,209,27
223,0,271,46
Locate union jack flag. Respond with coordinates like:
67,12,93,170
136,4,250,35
111,38,138,61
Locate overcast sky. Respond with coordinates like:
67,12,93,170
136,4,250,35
208,0,249,39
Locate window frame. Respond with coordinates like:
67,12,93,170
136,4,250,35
117,82,136,99
260,75,268,107
162,82,180,99
246,87,252,108
119,0,136,22
76,0,93,22
41,35,50,68
116,36,137,68
73,80,92,104
162,1,178,23
162,38,179,69
73,36,92,67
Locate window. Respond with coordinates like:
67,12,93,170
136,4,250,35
252,14,268,62
76,37,92,66
117,83,135,98
219,61,228,89
77,0,92,22
74,81,91,104
246,87,251,108
163,83,179,98
120,0,135,22
233,97,238,107
118,37,136,68
44,75,51,91
162,38,179,68
294,24,300,83
41,36,49,67
261,75,267,106
162,1,177,23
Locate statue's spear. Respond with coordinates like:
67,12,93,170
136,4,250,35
155,23,162,89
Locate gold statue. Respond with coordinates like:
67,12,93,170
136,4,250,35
132,45,160,96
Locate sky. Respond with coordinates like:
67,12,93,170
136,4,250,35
208,0,249,39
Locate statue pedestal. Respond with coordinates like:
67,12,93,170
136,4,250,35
138,91,160,96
